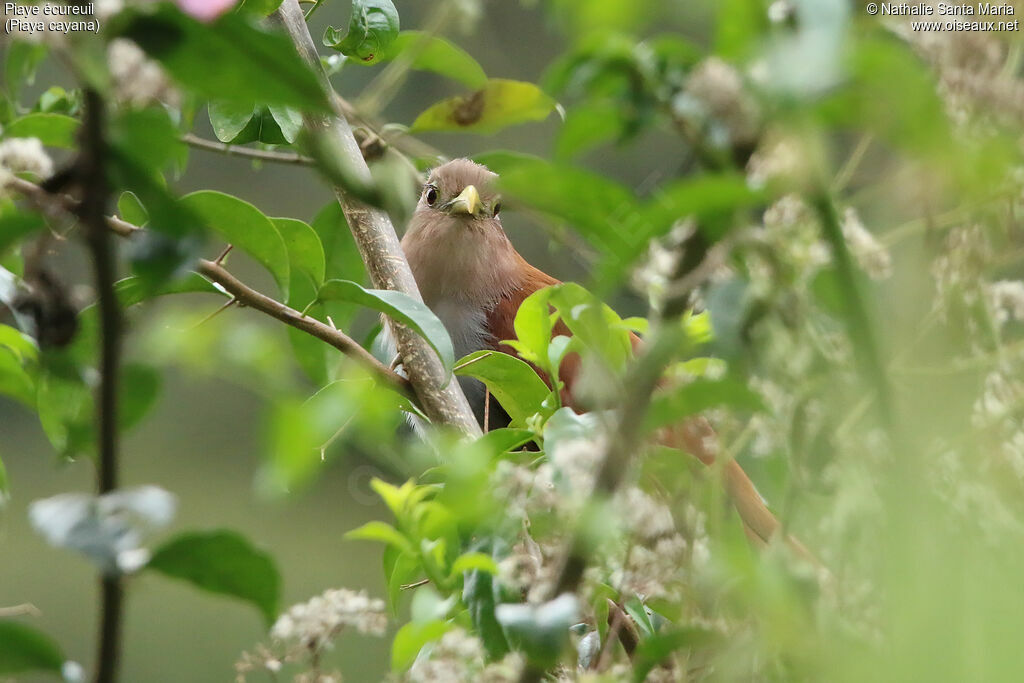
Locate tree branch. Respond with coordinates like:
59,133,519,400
7,178,414,405
273,0,481,437
194,259,414,400
182,133,314,166
76,87,123,683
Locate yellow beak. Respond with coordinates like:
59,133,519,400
445,185,482,216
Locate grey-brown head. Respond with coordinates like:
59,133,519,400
412,158,502,227
401,159,521,307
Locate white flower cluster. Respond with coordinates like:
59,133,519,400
676,57,761,151
931,225,990,319
988,280,1024,327
270,588,386,651
107,39,181,108
404,628,520,683
0,137,54,198
746,136,805,189
890,21,1018,126
840,207,892,281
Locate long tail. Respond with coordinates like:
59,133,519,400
664,418,815,560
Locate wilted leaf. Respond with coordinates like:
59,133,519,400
148,530,280,625
411,79,557,134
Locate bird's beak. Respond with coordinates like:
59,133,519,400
444,185,482,216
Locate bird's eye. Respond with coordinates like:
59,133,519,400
425,187,438,206
493,201,501,217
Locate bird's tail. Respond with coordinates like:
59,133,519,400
661,417,815,561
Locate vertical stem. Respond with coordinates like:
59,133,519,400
78,88,123,683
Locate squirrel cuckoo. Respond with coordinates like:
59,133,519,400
399,158,785,548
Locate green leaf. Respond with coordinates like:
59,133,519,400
0,211,46,257
474,427,536,456
715,0,767,60
316,279,454,375
110,4,330,112
0,345,34,408
36,366,92,459
462,541,509,659
370,31,486,87
110,107,186,172
645,377,763,434
632,627,721,682
548,283,634,371
0,621,64,675
640,173,763,242
384,546,420,614
391,620,450,672
120,363,161,431
479,154,637,255
182,191,289,296
345,520,415,555
4,43,48,100
208,100,258,143
411,79,557,134
148,530,280,626
239,0,284,17
555,101,625,159
273,217,326,287
114,273,225,307
323,0,400,62
117,191,148,227
455,351,550,427
267,105,302,144
450,551,499,577
507,287,555,369
3,113,78,148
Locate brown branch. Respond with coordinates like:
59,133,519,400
195,259,414,400
272,0,481,437
182,133,314,166
77,87,124,683
7,178,414,404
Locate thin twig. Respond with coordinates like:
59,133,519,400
214,243,233,265
0,604,41,617
182,133,314,165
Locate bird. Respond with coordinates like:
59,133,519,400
399,158,789,549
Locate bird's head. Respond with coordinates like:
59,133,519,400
410,158,502,233
402,159,521,306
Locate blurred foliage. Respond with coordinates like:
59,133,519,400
2,0,1024,681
